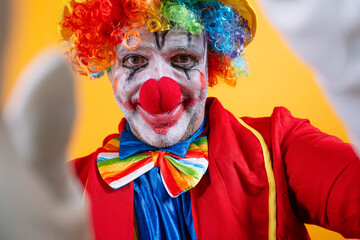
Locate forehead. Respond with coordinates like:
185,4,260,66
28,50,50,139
117,27,206,54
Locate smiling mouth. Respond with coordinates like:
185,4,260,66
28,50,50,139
134,97,200,135
136,101,184,129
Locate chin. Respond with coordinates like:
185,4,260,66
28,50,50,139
131,112,198,148
119,94,206,148
127,106,204,148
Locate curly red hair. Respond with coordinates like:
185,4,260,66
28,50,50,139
58,0,252,86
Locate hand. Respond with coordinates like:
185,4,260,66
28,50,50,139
0,1,89,238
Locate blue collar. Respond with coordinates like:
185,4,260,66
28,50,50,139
119,116,206,159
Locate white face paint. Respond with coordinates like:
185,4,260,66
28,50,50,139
109,27,208,148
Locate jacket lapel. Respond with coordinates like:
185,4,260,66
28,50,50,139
190,98,271,240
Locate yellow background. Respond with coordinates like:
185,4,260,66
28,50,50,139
2,0,357,239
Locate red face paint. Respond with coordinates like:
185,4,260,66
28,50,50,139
113,76,119,95
115,96,135,111
200,72,207,90
137,102,184,135
135,92,206,135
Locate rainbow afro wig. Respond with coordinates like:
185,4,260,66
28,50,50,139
58,0,256,87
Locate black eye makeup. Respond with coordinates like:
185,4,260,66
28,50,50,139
170,54,198,70
170,54,199,80
122,55,149,81
122,55,149,69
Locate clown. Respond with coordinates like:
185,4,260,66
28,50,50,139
58,0,360,239
111,27,208,147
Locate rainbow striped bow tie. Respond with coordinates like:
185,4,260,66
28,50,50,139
96,136,209,198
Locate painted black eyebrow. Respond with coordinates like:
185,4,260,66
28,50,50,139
154,30,169,50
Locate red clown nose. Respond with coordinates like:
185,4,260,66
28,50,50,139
139,77,181,114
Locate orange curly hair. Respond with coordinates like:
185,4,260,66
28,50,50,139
58,0,256,86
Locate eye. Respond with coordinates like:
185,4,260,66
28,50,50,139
122,55,148,68
171,54,197,69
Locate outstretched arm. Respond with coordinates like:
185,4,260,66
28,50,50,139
258,0,360,156
0,1,89,239
275,108,360,238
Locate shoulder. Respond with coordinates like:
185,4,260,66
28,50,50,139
242,106,308,130
240,106,317,147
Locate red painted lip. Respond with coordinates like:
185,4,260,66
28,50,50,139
134,97,200,129
136,100,185,129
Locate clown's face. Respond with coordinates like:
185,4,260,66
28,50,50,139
109,27,208,148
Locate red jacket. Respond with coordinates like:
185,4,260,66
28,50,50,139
72,98,360,239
